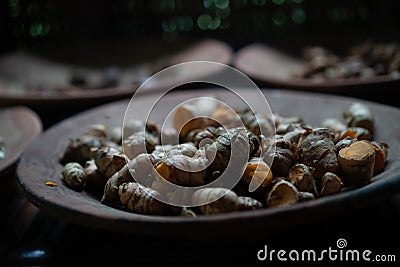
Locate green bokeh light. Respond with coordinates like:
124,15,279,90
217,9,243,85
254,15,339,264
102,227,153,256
9,0,19,7
291,8,305,24
197,14,212,30
272,0,285,5
30,22,42,37
209,17,221,30
215,0,230,9
203,0,215,9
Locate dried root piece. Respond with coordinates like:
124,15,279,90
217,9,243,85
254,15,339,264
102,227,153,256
371,141,389,174
109,126,122,144
267,180,299,208
343,102,375,134
338,127,372,141
204,127,255,175
298,192,315,202
124,119,145,137
94,147,129,178
84,159,107,197
282,124,312,144
335,136,357,152
179,118,220,142
264,135,297,178
320,172,343,196
122,131,158,160
164,143,198,158
236,196,263,211
240,109,275,137
212,106,242,128
275,116,305,134
242,157,273,189
102,153,156,203
338,140,376,186
61,162,86,191
155,154,208,186
119,182,174,215
298,128,339,182
173,97,217,123
191,128,217,148
85,124,108,138
321,117,347,134
60,134,105,166
287,163,319,197
192,188,239,215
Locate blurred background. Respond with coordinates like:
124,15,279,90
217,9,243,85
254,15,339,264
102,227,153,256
1,0,400,109
1,0,399,58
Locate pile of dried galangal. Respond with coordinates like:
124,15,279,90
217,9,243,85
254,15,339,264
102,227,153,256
59,100,389,216
294,40,400,81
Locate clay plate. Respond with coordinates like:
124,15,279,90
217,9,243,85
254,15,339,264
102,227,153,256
0,39,233,108
233,43,400,93
16,88,400,241
0,106,42,175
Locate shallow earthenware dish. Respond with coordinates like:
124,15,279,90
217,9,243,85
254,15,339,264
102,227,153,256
16,88,400,241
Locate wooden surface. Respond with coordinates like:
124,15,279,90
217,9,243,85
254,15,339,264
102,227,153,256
16,88,400,241
0,106,42,175
0,38,233,108
233,43,400,93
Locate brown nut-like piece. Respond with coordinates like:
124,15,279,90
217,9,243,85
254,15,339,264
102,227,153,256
192,187,239,215
119,182,174,215
242,157,273,189
84,159,107,197
335,136,357,153
60,134,105,166
321,118,347,134
371,141,389,174
85,124,108,138
212,105,243,128
287,163,319,197
338,140,376,186
101,153,156,203
61,162,86,191
338,127,372,141
263,135,297,178
94,147,129,178
298,192,315,202
155,154,208,187
122,131,158,160
297,128,339,182
343,102,374,134
320,172,343,196
236,196,263,211
266,180,299,208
